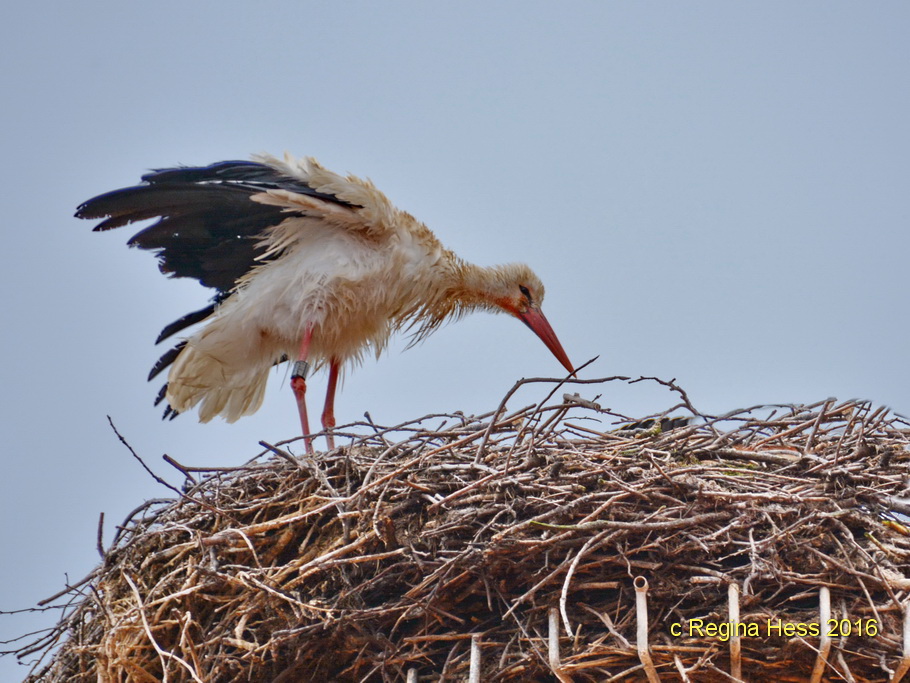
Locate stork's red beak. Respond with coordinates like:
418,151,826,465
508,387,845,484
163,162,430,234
518,306,575,374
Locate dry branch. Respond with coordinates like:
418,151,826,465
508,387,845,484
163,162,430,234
7,377,910,682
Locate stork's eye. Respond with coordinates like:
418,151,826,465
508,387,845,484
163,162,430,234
519,285,531,300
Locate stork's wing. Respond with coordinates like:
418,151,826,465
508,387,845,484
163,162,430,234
76,160,359,294
77,159,363,418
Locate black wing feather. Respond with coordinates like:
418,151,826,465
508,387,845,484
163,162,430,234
155,302,220,344
77,158,357,416
149,341,187,381
77,160,356,293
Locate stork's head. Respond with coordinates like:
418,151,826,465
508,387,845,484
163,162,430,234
472,263,574,374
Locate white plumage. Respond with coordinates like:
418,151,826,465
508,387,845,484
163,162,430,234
78,153,573,451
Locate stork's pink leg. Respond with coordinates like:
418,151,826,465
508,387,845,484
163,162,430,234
291,326,315,453
321,359,340,450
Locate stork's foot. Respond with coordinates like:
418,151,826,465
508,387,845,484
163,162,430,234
291,375,314,454
322,410,336,451
321,358,340,452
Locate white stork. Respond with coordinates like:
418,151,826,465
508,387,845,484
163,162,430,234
78,153,574,452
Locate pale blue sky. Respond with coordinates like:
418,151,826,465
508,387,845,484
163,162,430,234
2,2,908,677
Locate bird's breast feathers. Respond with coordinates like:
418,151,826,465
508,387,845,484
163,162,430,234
220,218,448,364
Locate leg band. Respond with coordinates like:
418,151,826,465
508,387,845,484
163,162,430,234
291,360,310,380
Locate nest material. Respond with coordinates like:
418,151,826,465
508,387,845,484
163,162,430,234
13,377,910,682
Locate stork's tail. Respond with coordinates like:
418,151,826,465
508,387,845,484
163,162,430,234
162,314,284,422
165,345,271,423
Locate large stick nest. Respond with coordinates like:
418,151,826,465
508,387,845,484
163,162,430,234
12,377,910,681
